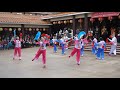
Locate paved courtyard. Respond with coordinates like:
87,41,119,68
0,47,120,78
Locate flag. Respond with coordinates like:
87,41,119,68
78,31,86,39
34,31,41,41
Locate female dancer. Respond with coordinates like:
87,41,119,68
13,36,22,60
32,37,47,68
69,36,82,65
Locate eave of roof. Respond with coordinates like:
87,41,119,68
41,12,92,19
0,22,52,25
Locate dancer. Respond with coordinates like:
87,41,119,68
96,37,106,60
52,36,58,53
108,34,117,56
92,35,98,55
69,36,82,65
60,36,66,55
80,35,88,56
13,36,22,60
32,37,47,68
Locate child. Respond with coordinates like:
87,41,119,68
32,37,47,68
60,36,66,55
80,36,85,56
69,36,82,65
96,37,106,60
52,36,58,53
92,35,98,55
13,37,22,60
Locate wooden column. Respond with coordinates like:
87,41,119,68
84,13,88,33
21,24,24,37
72,15,76,36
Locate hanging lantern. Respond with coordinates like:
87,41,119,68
90,18,94,22
67,20,70,23
53,22,56,24
0,28,3,31
29,28,32,31
43,28,46,31
9,28,12,31
40,28,42,31
118,15,120,19
36,28,39,31
108,16,113,20
79,18,83,23
55,21,58,24
4,28,8,31
60,21,64,24
98,17,103,21
58,21,61,24
64,20,67,24
18,28,21,31
70,20,73,23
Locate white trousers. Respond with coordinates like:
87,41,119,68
109,45,117,55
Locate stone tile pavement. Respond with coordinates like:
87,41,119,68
0,47,120,78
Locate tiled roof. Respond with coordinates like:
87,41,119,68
41,12,91,19
41,12,77,19
0,12,51,25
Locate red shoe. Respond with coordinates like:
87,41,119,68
43,65,46,68
77,63,80,65
68,55,71,58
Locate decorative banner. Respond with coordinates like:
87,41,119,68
18,28,21,31
9,28,12,31
0,28,3,31
29,28,32,31
70,20,73,23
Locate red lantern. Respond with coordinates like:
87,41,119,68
20,33,23,38
98,17,103,21
58,21,61,24
108,16,113,20
79,18,83,23
90,18,94,22
4,28,8,31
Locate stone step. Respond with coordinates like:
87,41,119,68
68,46,120,54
